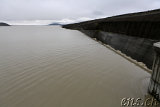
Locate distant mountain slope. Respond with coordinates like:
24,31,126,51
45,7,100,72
49,23,62,26
0,22,10,26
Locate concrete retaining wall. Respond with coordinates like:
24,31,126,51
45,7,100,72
81,30,158,69
148,43,160,101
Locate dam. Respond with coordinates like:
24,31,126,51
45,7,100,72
63,9,160,102
63,9,160,69
0,26,151,107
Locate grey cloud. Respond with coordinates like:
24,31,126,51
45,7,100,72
0,0,159,21
92,11,104,16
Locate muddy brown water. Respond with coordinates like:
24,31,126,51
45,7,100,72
0,26,151,107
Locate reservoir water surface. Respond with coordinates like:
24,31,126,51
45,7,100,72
0,26,150,107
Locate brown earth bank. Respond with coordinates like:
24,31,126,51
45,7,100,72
62,9,160,69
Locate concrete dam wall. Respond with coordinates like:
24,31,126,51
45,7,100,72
80,21,160,40
148,43,160,101
63,9,160,69
80,30,157,69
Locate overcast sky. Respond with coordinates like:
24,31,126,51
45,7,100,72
0,0,160,24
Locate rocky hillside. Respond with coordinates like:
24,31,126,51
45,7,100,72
0,22,10,26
